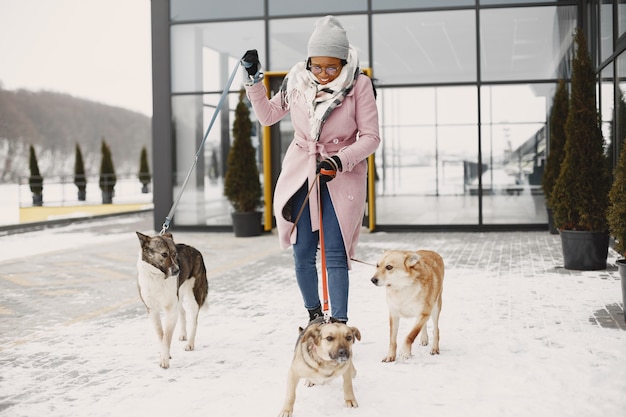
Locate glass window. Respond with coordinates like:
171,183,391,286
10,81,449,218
600,65,614,162
269,15,369,72
170,0,263,21
617,52,626,163
162,1,581,229
372,0,473,9
479,84,548,225
600,0,614,64
619,0,626,38
172,91,263,226
373,10,476,85
268,0,366,16
480,6,576,82
481,0,567,4
171,21,265,93
375,86,480,226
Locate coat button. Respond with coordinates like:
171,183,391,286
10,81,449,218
348,195,354,201
333,138,339,144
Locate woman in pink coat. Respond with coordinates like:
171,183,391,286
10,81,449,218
242,15,380,324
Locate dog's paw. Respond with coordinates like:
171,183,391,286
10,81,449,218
159,359,170,369
179,335,188,341
381,355,396,363
304,379,315,387
397,344,413,361
344,399,359,408
419,334,429,346
430,346,440,355
278,409,293,417
184,343,194,351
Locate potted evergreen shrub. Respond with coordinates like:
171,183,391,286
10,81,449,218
223,90,262,237
542,79,568,235
551,29,611,270
74,143,87,201
99,139,117,204
607,135,626,320
138,145,151,193
28,144,43,206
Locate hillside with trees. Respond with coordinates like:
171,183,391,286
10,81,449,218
0,86,151,182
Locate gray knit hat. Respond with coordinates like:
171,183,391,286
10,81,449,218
307,15,350,60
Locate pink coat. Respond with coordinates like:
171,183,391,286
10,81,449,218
245,74,380,267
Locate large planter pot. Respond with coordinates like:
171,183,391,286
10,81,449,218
231,211,262,237
546,207,558,235
616,260,626,321
102,191,113,204
77,189,86,201
141,183,150,194
32,194,43,207
560,229,609,270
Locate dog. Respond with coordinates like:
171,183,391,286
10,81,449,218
135,231,208,368
278,321,361,417
371,249,444,362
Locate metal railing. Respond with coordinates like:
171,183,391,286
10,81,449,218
17,173,153,207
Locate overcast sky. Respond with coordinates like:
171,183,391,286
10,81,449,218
0,0,152,116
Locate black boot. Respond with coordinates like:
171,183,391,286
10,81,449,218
307,306,324,325
329,317,347,324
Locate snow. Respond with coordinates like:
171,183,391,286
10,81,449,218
0,219,625,417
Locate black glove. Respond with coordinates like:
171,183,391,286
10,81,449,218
316,156,342,182
241,49,260,77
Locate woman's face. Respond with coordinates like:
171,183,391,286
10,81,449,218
308,57,343,85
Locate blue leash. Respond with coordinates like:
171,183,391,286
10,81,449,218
160,60,242,235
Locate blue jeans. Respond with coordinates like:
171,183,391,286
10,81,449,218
291,181,349,322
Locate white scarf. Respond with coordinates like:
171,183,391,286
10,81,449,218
280,46,360,141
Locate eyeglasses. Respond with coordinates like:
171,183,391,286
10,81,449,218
308,65,341,76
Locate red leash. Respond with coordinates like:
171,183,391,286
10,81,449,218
317,175,330,316
289,170,339,319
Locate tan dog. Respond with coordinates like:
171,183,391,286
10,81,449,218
278,322,361,417
371,250,444,362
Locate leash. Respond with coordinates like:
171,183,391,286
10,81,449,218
350,257,376,267
287,174,331,317
288,173,376,302
317,177,330,317
288,176,320,238
160,60,242,235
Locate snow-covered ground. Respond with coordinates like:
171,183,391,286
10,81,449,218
0,218,624,417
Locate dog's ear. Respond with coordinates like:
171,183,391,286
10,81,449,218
350,326,361,342
136,231,149,245
304,323,323,345
406,252,421,268
162,232,174,241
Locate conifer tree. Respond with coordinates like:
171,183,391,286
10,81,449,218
74,143,87,199
608,135,626,256
551,29,610,231
542,79,568,209
223,90,262,213
28,144,43,196
138,145,151,188
99,138,117,198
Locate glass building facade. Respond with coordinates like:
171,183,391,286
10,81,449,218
150,0,626,232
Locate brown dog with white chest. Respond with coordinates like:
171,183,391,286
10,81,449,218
136,232,208,368
278,321,361,417
371,249,444,362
